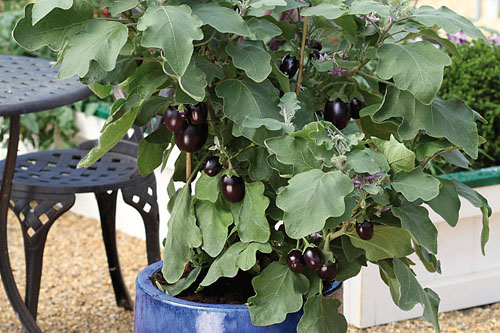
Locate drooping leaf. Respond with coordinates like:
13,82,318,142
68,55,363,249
226,43,272,83
137,126,172,176
372,135,415,173
195,200,233,258
414,136,454,162
414,6,487,42
247,18,282,40
200,242,249,286
348,0,390,16
78,94,141,168
372,88,479,158
162,186,202,284
348,225,414,261
392,167,441,202
393,258,440,332
248,262,309,326
427,178,460,227
452,180,491,255
276,170,354,239
13,3,93,51
101,0,139,16
158,267,201,297
193,55,224,84
231,182,271,243
135,96,169,127
192,3,251,36
164,59,207,102
392,201,438,254
137,5,203,77
250,0,287,9
297,295,347,333
278,92,301,128
32,0,73,25
376,42,451,105
216,79,282,145
347,148,390,174
81,55,137,86
236,242,272,271
58,20,128,78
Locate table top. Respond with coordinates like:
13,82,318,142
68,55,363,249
0,55,92,117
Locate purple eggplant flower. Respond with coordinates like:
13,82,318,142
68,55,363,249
448,31,467,45
365,173,382,182
361,12,380,25
381,205,393,212
490,34,500,46
353,179,363,189
329,67,347,77
318,53,332,63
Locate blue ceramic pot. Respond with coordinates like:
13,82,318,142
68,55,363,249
134,261,341,333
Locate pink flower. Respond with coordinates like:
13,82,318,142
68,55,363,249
490,34,500,46
329,67,347,77
318,53,332,63
449,31,468,45
361,12,380,25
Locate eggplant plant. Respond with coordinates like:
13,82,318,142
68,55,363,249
13,0,492,331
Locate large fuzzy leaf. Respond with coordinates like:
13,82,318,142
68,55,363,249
376,42,451,105
13,3,93,51
58,20,128,78
415,6,487,41
137,5,203,77
32,0,73,25
265,136,323,175
276,169,354,239
195,200,233,258
162,186,202,284
392,167,440,202
192,3,251,36
248,262,309,326
302,4,346,19
372,135,415,173
297,296,347,333
372,87,479,158
226,43,272,83
427,178,461,227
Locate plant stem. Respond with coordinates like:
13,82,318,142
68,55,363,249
231,143,256,159
356,70,394,85
296,10,309,95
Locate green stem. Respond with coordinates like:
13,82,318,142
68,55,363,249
186,151,212,185
194,29,217,47
231,143,256,159
356,70,394,85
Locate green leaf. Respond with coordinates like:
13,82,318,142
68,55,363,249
124,62,168,99
58,20,128,78
372,88,479,159
78,94,141,168
13,3,93,51
32,0,73,25
414,136,454,162
237,242,272,271
276,170,354,239
231,182,271,243
102,0,139,16
89,83,112,99
81,55,137,86
137,126,172,176
137,5,203,77
248,262,309,326
162,186,202,283
158,267,201,297
348,0,390,16
325,196,356,229
193,55,224,84
192,3,251,36
376,42,451,105
302,4,346,20
372,135,415,173
135,96,169,127
347,148,390,174
348,225,414,261
226,43,272,83
393,258,440,332
200,242,248,286
195,173,221,203
392,201,438,254
332,246,365,282
265,136,323,175
165,59,207,102
279,92,301,128
427,178,460,227
452,180,491,255
195,200,233,258
247,18,282,40
250,0,287,8
236,146,280,182
415,5,487,42
392,167,440,202
297,295,347,333
419,29,460,59
216,79,282,145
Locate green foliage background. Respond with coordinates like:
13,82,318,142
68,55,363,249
439,42,500,171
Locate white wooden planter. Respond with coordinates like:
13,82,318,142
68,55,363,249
344,184,500,328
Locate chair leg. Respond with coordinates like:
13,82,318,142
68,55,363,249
10,194,75,320
122,176,161,264
94,191,133,310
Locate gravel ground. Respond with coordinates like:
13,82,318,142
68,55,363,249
1,212,499,332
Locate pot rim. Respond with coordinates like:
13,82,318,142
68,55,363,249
137,261,342,312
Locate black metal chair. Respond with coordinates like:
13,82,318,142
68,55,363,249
0,101,161,324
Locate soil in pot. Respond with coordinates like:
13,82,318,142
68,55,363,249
151,269,255,305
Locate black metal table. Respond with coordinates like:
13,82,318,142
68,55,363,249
0,55,93,332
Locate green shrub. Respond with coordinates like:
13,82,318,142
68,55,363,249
439,41,500,170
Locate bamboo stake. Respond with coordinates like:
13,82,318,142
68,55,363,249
186,152,192,182
295,13,309,95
